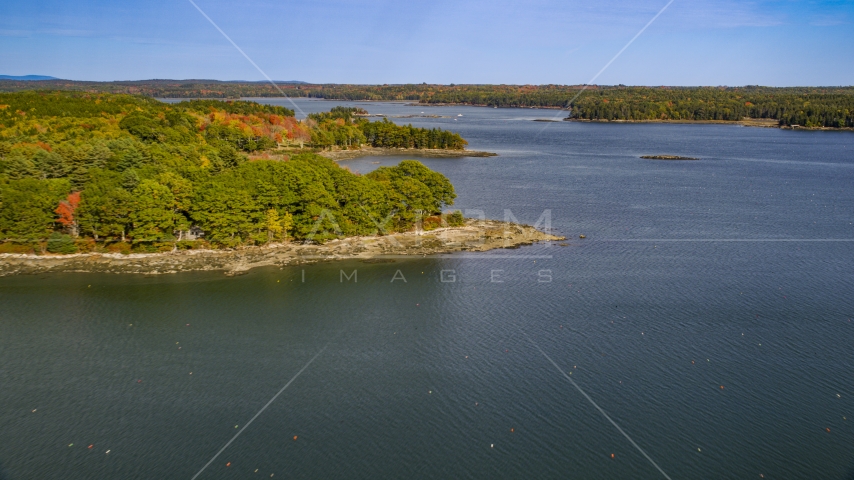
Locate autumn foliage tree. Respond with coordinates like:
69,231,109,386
55,191,81,237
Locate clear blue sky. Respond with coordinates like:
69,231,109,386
1,0,851,86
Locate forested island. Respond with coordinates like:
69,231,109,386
2,81,852,129
0,91,480,255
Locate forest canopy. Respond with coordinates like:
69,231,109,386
0,91,464,253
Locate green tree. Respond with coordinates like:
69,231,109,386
2,155,37,179
0,178,70,241
116,147,146,171
121,169,140,191
33,150,70,179
46,232,77,254
191,182,264,246
77,170,133,241
129,180,177,243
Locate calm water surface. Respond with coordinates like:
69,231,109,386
2,98,854,479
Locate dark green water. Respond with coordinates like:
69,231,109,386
2,100,854,479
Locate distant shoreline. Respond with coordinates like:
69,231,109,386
563,118,854,131
406,102,567,110
166,97,850,131
564,118,780,127
316,147,497,161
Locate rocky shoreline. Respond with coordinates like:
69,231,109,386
316,147,497,161
561,118,854,130
406,103,567,110
564,118,780,126
0,220,564,277
640,155,699,160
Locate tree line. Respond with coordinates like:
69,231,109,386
561,88,854,128
2,81,852,128
0,92,465,253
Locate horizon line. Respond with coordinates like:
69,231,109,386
1,77,853,89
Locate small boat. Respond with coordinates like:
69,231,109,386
457,114,463,117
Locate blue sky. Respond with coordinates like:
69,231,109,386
1,0,851,86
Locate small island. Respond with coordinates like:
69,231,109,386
640,155,699,160
295,106,495,159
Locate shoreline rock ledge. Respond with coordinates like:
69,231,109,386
640,155,699,160
0,220,564,277
317,147,497,161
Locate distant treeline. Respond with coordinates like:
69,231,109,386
2,81,852,128
563,88,854,128
0,92,465,253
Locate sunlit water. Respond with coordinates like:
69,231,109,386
2,98,854,479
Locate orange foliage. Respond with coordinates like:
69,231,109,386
55,192,81,227
194,110,310,146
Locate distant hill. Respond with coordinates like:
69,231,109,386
0,75,59,81
0,76,306,83
99,79,309,84
232,80,309,84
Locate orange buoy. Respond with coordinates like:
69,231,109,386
610,453,615,459
88,445,94,449
826,427,831,433
720,385,724,389
510,428,514,432
226,462,231,467
293,435,298,441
